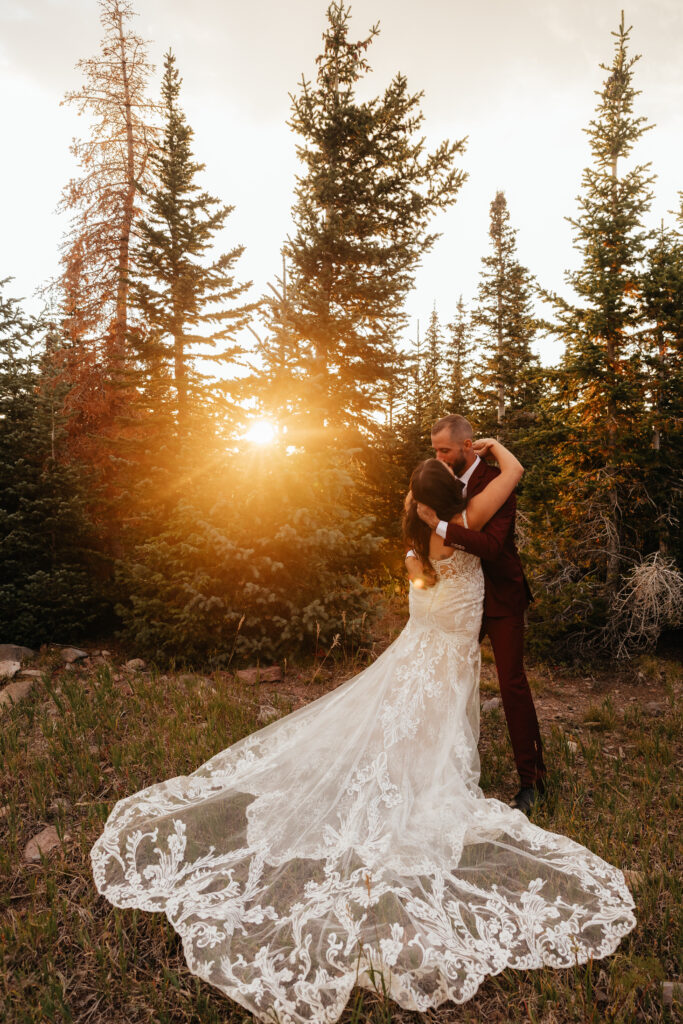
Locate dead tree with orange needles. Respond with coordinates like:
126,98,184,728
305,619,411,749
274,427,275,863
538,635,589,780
58,0,159,359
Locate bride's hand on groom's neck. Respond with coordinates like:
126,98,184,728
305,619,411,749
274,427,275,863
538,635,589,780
472,438,495,457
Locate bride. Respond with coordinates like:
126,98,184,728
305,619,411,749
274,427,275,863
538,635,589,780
91,438,636,1023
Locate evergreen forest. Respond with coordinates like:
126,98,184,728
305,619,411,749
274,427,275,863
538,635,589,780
1,0,681,666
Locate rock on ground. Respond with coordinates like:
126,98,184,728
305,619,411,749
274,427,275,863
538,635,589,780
0,676,39,708
60,647,88,664
257,704,279,724
482,696,501,712
236,666,282,684
124,658,146,672
0,644,36,663
23,825,70,863
0,660,21,680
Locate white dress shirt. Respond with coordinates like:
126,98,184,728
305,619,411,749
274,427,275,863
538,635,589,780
435,455,480,539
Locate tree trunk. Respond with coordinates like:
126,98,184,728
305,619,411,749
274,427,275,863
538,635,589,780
496,248,505,425
114,2,136,360
174,332,187,436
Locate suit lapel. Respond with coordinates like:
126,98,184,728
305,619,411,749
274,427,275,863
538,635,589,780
464,458,491,497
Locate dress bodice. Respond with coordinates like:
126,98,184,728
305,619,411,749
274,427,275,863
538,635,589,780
408,546,484,638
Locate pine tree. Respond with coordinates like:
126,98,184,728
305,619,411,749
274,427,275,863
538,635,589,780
45,0,160,472
0,281,104,644
546,13,655,590
639,226,683,557
445,296,477,419
266,1,466,445
531,14,675,657
472,191,540,434
249,253,310,445
56,0,159,354
421,306,446,432
399,320,430,461
132,50,254,439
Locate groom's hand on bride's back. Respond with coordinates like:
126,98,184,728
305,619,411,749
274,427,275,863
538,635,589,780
417,503,439,529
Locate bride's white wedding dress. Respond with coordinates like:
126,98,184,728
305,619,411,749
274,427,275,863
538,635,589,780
91,525,636,1023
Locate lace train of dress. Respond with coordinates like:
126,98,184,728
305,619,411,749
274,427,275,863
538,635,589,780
91,545,636,1023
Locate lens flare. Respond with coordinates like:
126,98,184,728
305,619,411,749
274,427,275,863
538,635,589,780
245,420,277,445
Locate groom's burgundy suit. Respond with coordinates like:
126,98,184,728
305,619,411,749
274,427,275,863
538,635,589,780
445,459,546,788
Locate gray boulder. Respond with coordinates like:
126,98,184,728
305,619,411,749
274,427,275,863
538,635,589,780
0,676,39,708
61,647,88,664
0,644,36,663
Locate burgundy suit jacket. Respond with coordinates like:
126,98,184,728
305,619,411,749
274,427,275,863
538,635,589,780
445,459,533,618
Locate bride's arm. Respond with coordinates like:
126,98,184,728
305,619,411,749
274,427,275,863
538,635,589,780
416,440,522,557
464,439,523,530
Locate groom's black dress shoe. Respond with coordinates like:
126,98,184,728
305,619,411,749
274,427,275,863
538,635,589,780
509,779,546,817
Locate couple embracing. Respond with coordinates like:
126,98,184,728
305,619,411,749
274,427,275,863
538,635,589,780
405,413,545,816
91,414,635,1024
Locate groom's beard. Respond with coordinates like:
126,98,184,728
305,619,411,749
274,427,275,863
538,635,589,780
449,455,467,476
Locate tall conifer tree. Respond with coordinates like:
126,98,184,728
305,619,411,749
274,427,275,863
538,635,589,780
446,296,477,418
526,14,683,658
265,1,466,446
0,282,103,642
639,226,683,558
421,306,446,435
546,14,655,591
132,51,254,439
57,0,159,354
472,191,539,434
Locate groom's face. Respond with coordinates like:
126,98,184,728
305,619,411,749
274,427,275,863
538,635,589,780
431,429,468,475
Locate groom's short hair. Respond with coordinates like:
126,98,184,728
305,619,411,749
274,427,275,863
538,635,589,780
432,414,473,442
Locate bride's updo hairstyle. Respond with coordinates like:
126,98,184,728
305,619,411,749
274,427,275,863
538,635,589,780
403,459,466,577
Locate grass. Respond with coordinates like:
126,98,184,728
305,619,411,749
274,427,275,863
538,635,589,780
0,639,681,1024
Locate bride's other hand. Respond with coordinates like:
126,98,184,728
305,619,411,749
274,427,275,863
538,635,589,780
416,502,439,529
472,437,496,456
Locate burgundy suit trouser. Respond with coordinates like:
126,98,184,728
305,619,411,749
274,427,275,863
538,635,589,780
482,613,546,788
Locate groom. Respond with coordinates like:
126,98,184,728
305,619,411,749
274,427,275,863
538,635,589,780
416,414,546,815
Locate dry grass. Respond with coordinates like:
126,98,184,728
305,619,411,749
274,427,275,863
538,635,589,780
0,634,681,1024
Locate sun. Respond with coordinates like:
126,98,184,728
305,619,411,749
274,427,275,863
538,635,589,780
244,420,277,445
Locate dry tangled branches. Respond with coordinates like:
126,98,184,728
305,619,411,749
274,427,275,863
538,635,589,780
607,553,683,659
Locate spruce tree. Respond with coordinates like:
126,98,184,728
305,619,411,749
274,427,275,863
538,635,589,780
266,1,466,445
445,296,477,419
0,281,104,644
546,14,655,590
132,50,254,439
472,191,539,435
531,14,674,656
421,306,446,433
639,226,683,558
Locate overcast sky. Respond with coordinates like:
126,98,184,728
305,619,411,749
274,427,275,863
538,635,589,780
2,0,682,365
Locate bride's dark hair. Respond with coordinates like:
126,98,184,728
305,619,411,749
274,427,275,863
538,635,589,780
403,459,466,577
